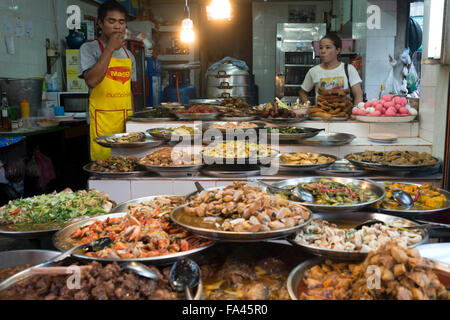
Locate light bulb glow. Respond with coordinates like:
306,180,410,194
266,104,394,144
427,0,445,59
180,18,195,43
207,0,231,20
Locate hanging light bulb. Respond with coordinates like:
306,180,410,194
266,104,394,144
180,0,195,43
207,0,231,20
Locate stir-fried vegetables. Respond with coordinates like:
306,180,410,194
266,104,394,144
0,189,114,228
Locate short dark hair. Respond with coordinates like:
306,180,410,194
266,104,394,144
321,33,342,50
98,0,127,22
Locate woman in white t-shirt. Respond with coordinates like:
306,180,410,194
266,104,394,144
300,33,364,106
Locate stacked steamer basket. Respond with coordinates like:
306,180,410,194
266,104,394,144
206,62,250,103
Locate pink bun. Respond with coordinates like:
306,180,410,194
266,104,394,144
382,94,394,102
400,97,408,105
384,102,395,109
394,97,402,105
371,111,382,116
399,107,410,115
364,102,371,109
394,104,402,111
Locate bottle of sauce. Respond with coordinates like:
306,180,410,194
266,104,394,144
1,92,11,131
20,98,30,118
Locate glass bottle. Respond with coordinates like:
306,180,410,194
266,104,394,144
1,92,11,130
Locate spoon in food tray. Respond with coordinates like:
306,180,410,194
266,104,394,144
121,262,161,280
169,259,202,300
0,237,112,291
392,190,414,209
249,179,315,203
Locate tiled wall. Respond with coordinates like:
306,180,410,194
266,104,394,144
0,0,100,88
252,1,332,104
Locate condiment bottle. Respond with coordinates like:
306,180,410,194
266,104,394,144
20,98,30,118
1,92,11,131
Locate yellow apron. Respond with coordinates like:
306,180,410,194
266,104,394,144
89,40,133,160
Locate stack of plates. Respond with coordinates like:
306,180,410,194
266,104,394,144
368,133,398,144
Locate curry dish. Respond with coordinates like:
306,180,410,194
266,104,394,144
347,150,438,166
280,152,335,165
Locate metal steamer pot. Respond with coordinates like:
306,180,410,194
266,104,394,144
206,62,249,100
0,78,43,117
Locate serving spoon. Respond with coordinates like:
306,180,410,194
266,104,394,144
392,190,414,208
169,259,202,300
0,237,112,291
249,179,314,203
120,262,161,280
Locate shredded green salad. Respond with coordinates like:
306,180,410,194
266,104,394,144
0,189,114,228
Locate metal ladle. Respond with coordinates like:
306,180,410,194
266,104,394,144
392,190,414,209
249,179,314,203
120,262,161,280
0,237,112,291
169,259,202,300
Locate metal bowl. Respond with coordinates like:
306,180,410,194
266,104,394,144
95,133,163,149
300,133,356,146
287,212,429,262
266,127,324,142
373,181,450,217
53,212,215,266
278,153,337,172
147,128,202,142
83,163,150,178
287,257,323,300
260,117,306,124
139,163,204,177
219,116,258,122
171,185,314,242
201,121,267,134
175,113,220,121
345,153,441,172
128,110,176,122
270,177,386,213
0,250,61,269
316,159,371,177
111,195,180,213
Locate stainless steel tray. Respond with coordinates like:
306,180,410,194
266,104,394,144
300,133,356,146
308,116,351,121
147,128,202,142
202,150,279,166
287,212,429,262
188,99,223,105
373,181,450,217
201,165,262,178
345,153,441,172
0,250,61,269
270,177,386,213
316,159,371,177
278,153,337,172
201,121,267,133
266,127,324,142
219,116,258,122
53,212,215,265
111,195,179,213
260,117,306,124
95,133,164,149
0,224,61,239
170,204,313,242
139,163,204,177
175,113,220,121
83,163,149,178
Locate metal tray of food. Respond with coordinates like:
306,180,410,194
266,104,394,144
111,195,179,213
300,133,356,146
202,121,267,133
278,153,337,172
286,212,429,262
373,181,450,217
95,133,164,149
287,256,323,300
0,224,61,239
175,113,220,121
0,250,61,269
171,204,313,242
270,177,386,213
266,127,324,142
316,159,371,177
219,116,258,122
83,163,149,178
52,212,215,265
202,150,279,166
345,154,441,172
139,163,204,177
308,116,351,121
188,99,223,105
128,110,176,123
260,117,306,124
200,165,262,178
147,128,202,142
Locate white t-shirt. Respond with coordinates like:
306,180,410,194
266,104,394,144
301,62,362,98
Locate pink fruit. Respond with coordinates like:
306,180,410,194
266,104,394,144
394,97,402,105
387,107,397,114
371,100,378,107
359,110,367,116
375,104,383,112
399,107,409,115
381,108,387,114
372,111,382,116
384,102,395,109
382,94,394,102
394,104,402,111
385,111,396,117
400,97,408,105
352,108,360,115
364,102,371,109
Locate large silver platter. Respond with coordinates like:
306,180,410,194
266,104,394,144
266,127,324,142
201,121,267,134
83,163,149,178
95,133,163,149
128,110,176,122
300,133,356,146
201,165,261,178
139,163,204,177
260,117,306,124
175,113,220,121
316,159,371,177
111,195,179,213
278,153,337,172
0,250,61,269
287,212,429,262
170,185,314,242
219,116,258,122
0,224,61,239
188,99,223,105
308,116,351,121
52,212,215,265
270,177,386,213
345,153,441,172
147,128,202,142
373,181,450,217
202,149,279,166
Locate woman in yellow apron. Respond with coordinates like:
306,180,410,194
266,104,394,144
89,40,133,160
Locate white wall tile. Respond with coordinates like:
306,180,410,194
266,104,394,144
420,128,434,142
131,180,173,198
421,65,440,87
369,123,413,138
172,181,215,196
89,180,132,204
364,60,392,86
366,37,395,60
329,122,370,137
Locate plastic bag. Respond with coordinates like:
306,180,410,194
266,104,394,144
406,64,419,93
45,72,59,92
33,147,56,188
381,67,401,96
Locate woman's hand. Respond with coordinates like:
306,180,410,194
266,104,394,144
351,83,364,105
299,88,311,104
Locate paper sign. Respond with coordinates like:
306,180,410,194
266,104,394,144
5,35,15,55
16,18,24,36
2,16,13,35
25,21,33,38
